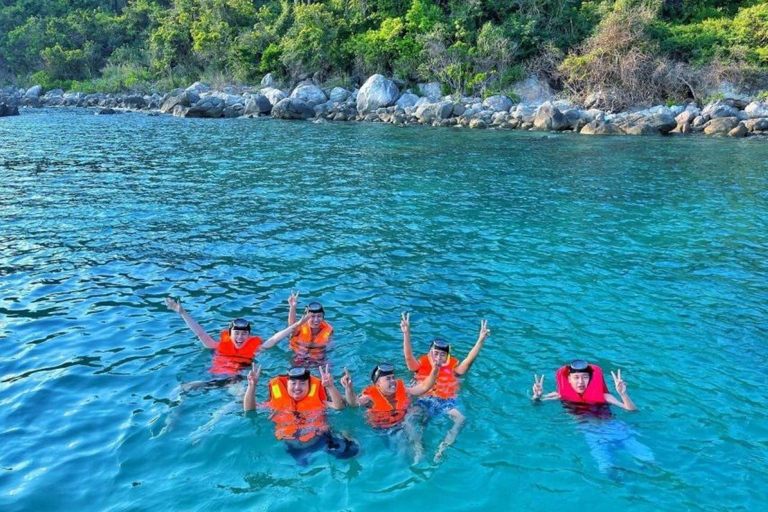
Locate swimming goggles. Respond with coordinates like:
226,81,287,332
371,363,394,383
229,318,251,332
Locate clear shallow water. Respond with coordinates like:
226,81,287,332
1,109,767,511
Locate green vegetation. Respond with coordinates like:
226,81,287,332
0,1,766,103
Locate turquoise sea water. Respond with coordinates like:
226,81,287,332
1,109,767,511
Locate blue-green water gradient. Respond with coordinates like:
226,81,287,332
1,109,767,511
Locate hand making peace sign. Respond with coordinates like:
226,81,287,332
339,367,353,390
400,312,410,334
532,374,545,400
247,363,262,387
318,364,334,388
611,369,627,397
288,290,299,309
478,319,491,340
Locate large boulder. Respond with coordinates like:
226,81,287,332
703,116,740,136
395,92,419,109
510,75,554,104
329,87,350,102
414,101,454,123
579,121,624,135
356,74,399,113
644,112,677,134
533,102,568,131
186,81,211,94
260,87,287,106
744,117,768,132
223,104,245,118
25,85,43,98
623,123,661,136
482,95,513,112
675,110,697,125
244,94,272,115
271,97,314,120
701,101,741,119
160,90,199,114
0,102,20,117
185,96,225,118
417,82,443,100
123,95,146,109
728,122,748,138
744,101,768,118
261,73,278,88
291,84,327,107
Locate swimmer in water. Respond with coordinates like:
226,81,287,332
341,362,439,462
244,363,359,464
286,291,333,367
530,360,636,410
402,313,491,462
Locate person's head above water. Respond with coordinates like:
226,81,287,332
286,366,311,400
371,363,397,396
428,338,450,366
566,359,593,394
305,302,325,329
229,318,251,347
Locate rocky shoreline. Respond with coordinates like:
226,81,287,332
2,74,768,138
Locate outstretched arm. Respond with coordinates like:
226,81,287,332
455,319,490,376
605,369,637,411
401,313,419,371
262,312,309,349
244,364,261,412
165,297,217,349
320,365,346,411
287,290,299,327
407,360,440,397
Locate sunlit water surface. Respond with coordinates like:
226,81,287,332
1,109,767,511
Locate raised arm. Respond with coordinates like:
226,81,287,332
455,319,490,376
243,364,262,412
401,312,419,371
263,311,310,349
407,359,440,397
531,374,560,402
320,364,346,411
165,297,217,349
287,290,299,327
604,369,637,411
340,367,358,407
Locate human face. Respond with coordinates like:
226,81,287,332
568,372,591,394
287,378,310,400
375,374,397,396
429,348,449,367
230,328,250,347
308,312,324,329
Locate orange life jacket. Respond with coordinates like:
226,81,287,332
210,330,262,375
362,379,410,429
289,321,333,353
268,375,328,442
415,354,460,399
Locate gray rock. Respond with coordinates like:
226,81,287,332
417,82,442,100
744,117,768,132
272,97,314,120
579,121,624,135
701,101,740,119
623,123,661,136
160,90,199,114
216,93,245,108
95,108,119,115
395,93,419,109
223,104,245,118
671,122,692,134
482,95,513,112
0,102,20,116
329,87,350,102
172,105,190,118
260,87,288,106
123,95,146,109
533,102,568,131
644,112,677,134
744,101,768,118
703,117,740,136
511,75,554,105
675,110,696,125
25,85,43,98
46,89,64,97
692,115,709,130
261,73,278,88
291,84,327,107
728,122,748,138
469,118,487,129
185,96,225,118
452,103,466,117
244,94,272,115
186,81,211,93
357,74,400,113
415,101,454,122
